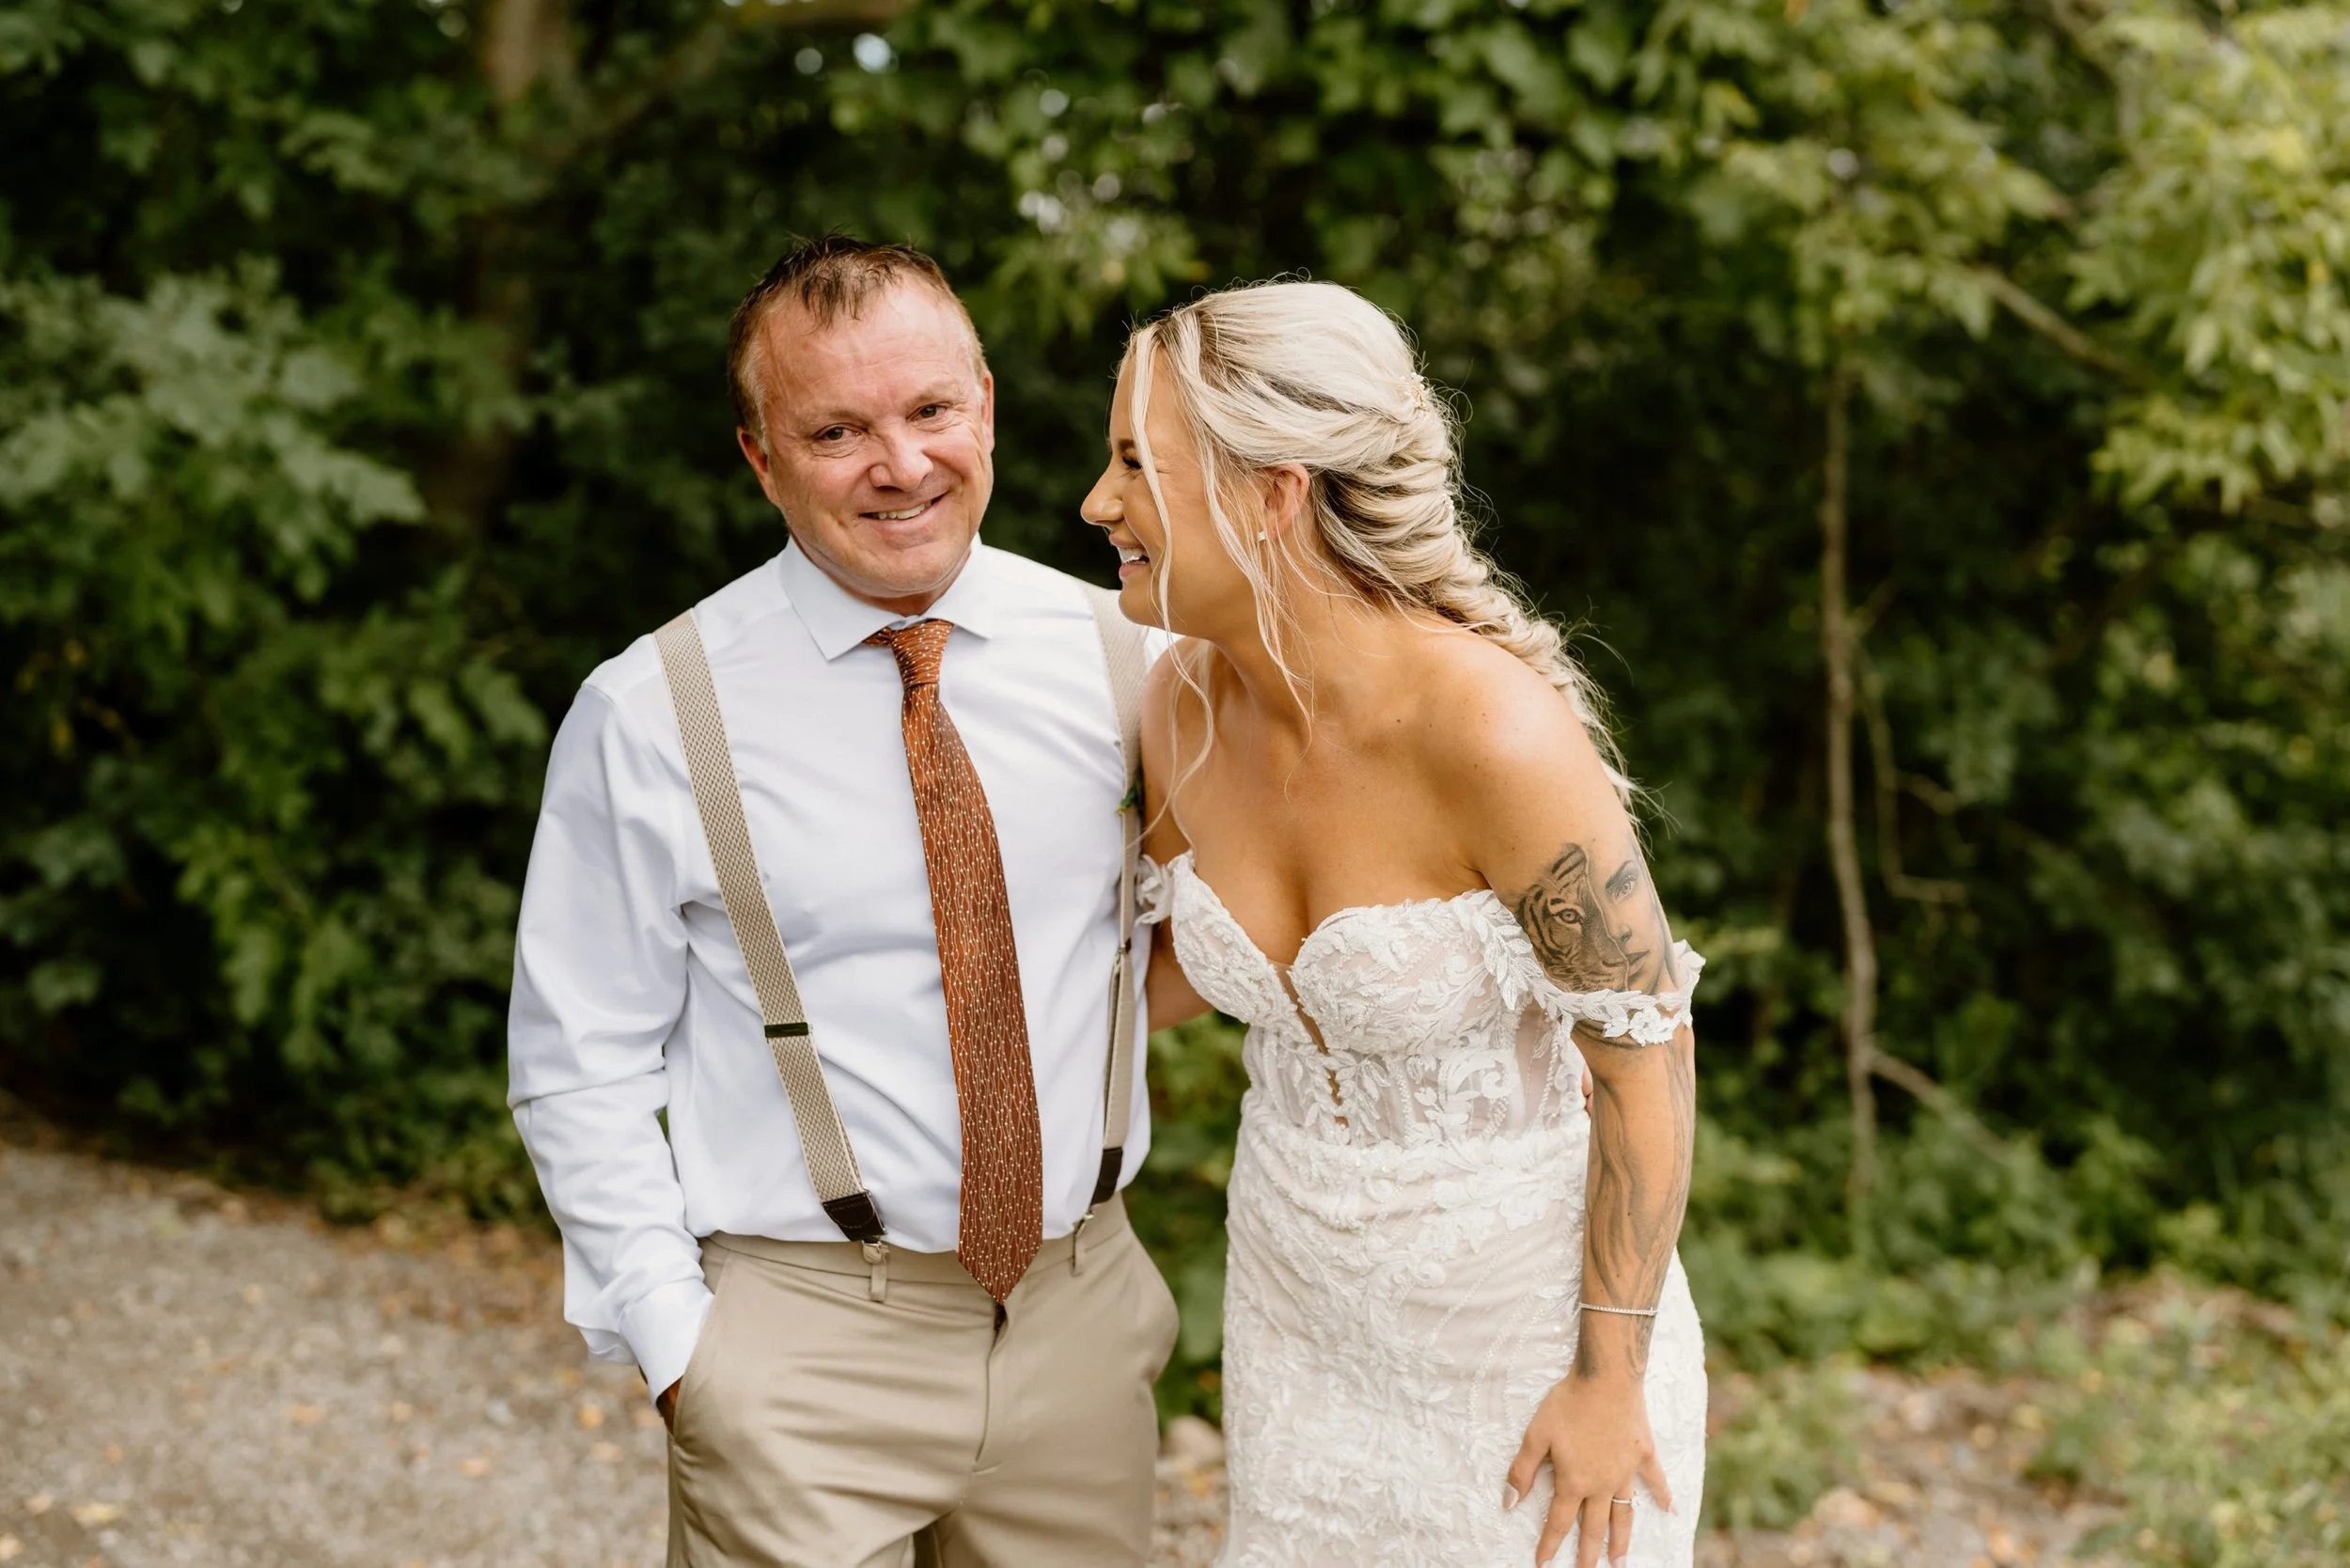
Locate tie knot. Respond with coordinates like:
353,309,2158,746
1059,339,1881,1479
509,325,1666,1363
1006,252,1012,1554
870,618,954,689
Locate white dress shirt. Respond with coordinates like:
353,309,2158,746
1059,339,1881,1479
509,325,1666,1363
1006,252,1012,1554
508,541,1155,1400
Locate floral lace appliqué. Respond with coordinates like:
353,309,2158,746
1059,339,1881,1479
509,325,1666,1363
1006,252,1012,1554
1149,852,1710,1567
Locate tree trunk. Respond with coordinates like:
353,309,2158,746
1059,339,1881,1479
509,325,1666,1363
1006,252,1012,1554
484,0,574,105
1818,363,1880,1247
415,0,576,537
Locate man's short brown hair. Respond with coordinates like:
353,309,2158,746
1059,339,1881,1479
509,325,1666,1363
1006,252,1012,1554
728,234,985,447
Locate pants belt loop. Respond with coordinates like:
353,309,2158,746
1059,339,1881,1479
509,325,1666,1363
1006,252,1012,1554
862,1239,888,1302
1070,1208,1095,1277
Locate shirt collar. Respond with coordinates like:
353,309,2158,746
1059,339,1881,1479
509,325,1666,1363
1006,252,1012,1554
776,537,1007,661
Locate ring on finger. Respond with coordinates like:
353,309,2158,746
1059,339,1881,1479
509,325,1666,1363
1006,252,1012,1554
1610,1496,1636,1506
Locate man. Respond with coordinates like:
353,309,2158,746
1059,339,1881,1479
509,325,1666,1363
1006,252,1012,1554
508,236,1176,1567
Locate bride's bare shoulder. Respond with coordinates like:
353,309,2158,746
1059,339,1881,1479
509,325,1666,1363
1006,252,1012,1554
1406,628,1586,764
1404,628,1627,842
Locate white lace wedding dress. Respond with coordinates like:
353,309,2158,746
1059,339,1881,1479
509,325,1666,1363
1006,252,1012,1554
1143,851,1708,1567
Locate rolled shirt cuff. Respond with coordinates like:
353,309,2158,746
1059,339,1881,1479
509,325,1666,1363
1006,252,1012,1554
621,1276,716,1407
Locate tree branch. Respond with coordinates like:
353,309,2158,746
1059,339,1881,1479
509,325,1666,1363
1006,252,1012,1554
1867,1048,2010,1164
1856,648,1967,906
1974,268,2138,383
1818,362,1881,1239
484,0,574,105
2038,0,2120,84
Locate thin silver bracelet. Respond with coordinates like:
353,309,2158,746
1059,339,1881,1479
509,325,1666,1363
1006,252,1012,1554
1578,1301,1660,1318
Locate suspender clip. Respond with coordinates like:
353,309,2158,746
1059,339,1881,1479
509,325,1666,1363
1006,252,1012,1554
862,1238,889,1302
1071,1208,1096,1276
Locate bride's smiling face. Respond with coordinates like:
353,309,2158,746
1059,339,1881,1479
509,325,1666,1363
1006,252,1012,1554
1080,355,1264,639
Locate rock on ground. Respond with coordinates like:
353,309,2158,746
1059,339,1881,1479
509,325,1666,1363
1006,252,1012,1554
2,1133,2115,1568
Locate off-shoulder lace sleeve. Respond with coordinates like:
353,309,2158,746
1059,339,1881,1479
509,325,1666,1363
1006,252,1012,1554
1134,854,1175,928
1482,910,1703,1046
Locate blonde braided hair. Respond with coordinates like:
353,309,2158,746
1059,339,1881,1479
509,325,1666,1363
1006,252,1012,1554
1124,278,1629,801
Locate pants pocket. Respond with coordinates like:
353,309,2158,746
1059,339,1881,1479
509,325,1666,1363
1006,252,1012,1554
669,1244,733,1448
1131,1236,1181,1386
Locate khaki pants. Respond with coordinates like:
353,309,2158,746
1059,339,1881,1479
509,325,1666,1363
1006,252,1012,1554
665,1194,1179,1568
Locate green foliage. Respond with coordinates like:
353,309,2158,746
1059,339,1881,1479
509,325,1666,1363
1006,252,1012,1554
3,0,2345,1421
1700,1360,1861,1532
1127,1014,1249,1422
1681,1111,2110,1367
0,251,543,1192
2027,1290,2350,1566
2076,3,2350,508
1700,1281,2350,1544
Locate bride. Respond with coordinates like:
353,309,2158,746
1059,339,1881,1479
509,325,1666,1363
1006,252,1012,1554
1080,280,1707,1567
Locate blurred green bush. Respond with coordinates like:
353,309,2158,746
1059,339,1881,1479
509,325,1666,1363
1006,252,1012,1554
1126,1015,1248,1421
1698,1360,1861,1533
2029,1289,2350,1565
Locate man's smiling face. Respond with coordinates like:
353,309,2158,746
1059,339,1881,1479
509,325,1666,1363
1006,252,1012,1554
738,283,995,616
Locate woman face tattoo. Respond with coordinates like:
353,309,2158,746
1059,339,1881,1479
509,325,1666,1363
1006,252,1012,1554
1513,842,1660,992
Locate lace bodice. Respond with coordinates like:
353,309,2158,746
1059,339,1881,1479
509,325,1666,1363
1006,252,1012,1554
1144,850,1711,1565
1140,851,1701,1149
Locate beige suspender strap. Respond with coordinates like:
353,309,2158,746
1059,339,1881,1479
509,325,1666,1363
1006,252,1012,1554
652,610,885,1245
1083,585,1151,1207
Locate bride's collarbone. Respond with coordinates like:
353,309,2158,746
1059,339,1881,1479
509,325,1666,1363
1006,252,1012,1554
1176,737,1456,836
1170,737,1493,954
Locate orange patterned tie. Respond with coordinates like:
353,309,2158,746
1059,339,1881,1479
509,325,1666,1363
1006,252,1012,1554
870,619,1042,1301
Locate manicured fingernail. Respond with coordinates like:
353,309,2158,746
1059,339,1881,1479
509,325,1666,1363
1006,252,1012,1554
1501,1483,1520,1513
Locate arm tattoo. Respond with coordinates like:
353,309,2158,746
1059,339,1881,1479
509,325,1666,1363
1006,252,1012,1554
1512,842,1683,996
1510,837,1695,1381
1574,1035,1696,1379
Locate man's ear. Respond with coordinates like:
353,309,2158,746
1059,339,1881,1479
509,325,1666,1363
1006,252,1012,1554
738,427,782,508
978,368,997,456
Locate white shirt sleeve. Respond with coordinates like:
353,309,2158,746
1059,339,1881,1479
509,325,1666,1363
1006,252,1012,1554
508,682,713,1403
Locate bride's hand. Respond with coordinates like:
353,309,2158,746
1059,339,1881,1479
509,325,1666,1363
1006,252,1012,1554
1505,1369,1673,1568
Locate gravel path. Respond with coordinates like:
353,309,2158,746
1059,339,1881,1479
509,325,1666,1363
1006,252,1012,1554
2,1132,2114,1568
2,1137,669,1568
0,1134,1224,1568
